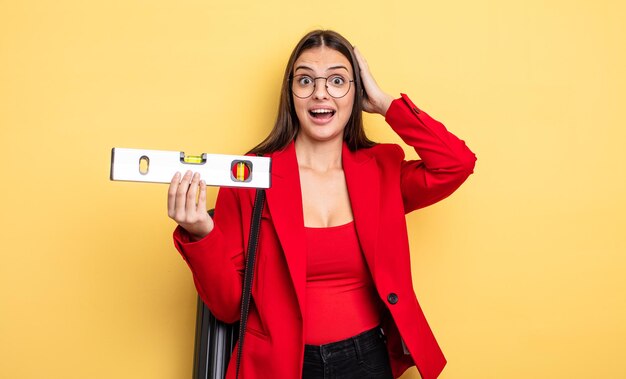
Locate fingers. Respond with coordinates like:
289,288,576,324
167,172,181,218
198,180,207,215
186,172,200,216
353,46,393,116
167,171,212,239
353,46,372,84
169,171,206,220
353,46,377,103
174,171,193,221
353,46,369,72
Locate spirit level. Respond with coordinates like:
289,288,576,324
110,148,271,189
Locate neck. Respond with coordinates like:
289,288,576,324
294,135,343,172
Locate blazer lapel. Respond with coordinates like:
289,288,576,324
264,142,307,316
342,143,381,281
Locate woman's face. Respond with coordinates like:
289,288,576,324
291,46,355,145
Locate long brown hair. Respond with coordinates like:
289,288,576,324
248,30,376,155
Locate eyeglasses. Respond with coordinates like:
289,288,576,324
291,74,354,99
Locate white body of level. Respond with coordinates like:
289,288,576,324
110,148,271,189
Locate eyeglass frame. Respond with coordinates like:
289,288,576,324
289,74,355,99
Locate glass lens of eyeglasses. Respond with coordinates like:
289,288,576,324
292,75,353,98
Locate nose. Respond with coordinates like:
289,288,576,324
312,78,330,99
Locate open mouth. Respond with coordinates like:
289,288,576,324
309,108,336,120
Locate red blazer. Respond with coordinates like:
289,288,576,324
174,94,476,379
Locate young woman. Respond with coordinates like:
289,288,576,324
167,30,476,379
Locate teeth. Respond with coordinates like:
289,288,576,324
310,109,334,114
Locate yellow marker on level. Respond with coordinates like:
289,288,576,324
183,155,204,164
236,162,245,181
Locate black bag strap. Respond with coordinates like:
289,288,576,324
235,188,266,378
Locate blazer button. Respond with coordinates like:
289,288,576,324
387,293,399,305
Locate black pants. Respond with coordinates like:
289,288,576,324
302,326,394,379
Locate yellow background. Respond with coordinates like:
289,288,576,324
1,0,625,378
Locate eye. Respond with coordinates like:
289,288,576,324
328,75,346,86
297,75,313,86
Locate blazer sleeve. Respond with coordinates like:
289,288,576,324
385,93,477,213
172,186,245,323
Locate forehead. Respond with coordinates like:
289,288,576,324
294,46,353,74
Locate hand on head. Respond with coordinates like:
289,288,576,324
353,46,394,116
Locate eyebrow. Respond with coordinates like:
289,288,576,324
294,65,350,73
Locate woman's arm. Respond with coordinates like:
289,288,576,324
386,96,476,212
168,172,245,323
354,47,477,213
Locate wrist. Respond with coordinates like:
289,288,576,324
184,223,212,242
379,94,394,116
189,231,208,242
